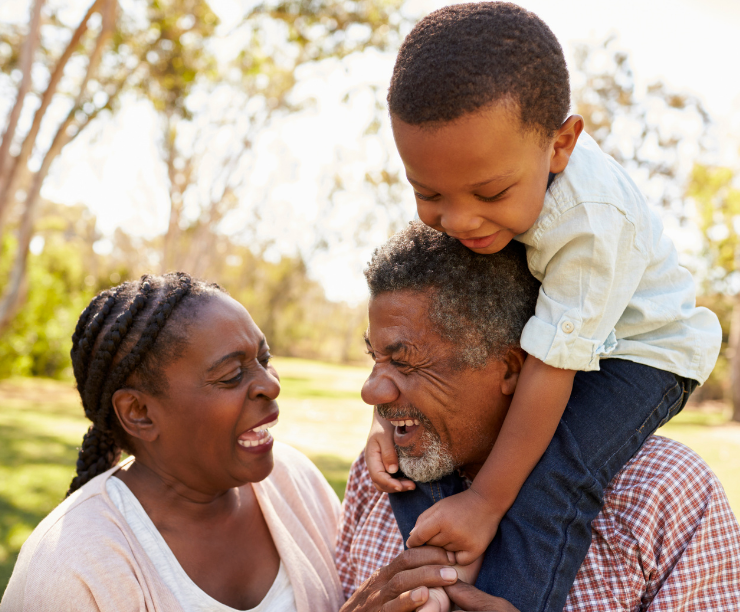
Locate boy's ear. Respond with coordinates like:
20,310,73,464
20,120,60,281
501,348,527,396
112,388,159,443
549,115,584,174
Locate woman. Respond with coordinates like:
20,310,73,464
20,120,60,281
1,273,460,612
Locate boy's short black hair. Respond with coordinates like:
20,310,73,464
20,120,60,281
388,2,570,139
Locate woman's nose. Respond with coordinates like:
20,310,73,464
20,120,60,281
361,367,400,406
250,366,281,401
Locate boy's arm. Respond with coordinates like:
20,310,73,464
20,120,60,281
407,356,574,564
365,409,416,493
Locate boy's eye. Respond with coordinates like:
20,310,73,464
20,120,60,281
476,187,510,203
414,191,438,202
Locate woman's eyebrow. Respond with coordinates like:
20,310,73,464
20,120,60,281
206,351,246,373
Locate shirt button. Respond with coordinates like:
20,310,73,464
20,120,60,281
561,321,575,334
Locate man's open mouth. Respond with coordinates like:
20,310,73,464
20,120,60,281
389,418,421,444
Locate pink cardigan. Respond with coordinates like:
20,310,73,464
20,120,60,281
1,442,345,612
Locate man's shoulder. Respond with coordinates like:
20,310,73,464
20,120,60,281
610,434,717,495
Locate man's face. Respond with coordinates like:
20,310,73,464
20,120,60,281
391,105,555,255
361,290,518,479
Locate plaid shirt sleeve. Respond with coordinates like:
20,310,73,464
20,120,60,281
337,435,740,610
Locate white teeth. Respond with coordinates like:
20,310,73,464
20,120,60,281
251,419,278,433
389,418,420,428
238,431,273,448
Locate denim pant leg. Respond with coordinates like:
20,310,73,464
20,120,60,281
389,359,695,612
475,359,694,612
389,472,468,548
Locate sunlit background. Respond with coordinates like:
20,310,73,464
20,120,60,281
1,0,739,593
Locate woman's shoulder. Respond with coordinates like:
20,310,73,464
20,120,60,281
1,466,177,611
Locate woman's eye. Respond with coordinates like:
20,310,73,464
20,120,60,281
259,353,272,366
365,349,376,361
221,369,244,385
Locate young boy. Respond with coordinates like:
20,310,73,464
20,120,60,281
365,4,722,612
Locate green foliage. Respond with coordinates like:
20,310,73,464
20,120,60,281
690,164,740,284
0,204,99,378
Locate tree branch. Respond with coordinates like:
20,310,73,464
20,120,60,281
0,0,45,188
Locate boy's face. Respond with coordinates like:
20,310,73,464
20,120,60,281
392,105,581,254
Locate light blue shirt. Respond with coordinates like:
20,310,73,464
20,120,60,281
515,132,721,384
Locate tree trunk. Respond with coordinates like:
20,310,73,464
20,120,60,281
0,0,102,234
730,293,740,422
0,0,115,334
0,0,45,190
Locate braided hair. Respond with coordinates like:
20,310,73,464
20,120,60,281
67,272,224,496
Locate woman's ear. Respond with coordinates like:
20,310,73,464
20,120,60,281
549,114,584,174
501,348,527,396
112,388,159,443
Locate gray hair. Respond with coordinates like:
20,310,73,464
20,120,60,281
364,221,540,368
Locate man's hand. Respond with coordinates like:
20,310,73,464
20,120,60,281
444,582,520,612
340,547,459,612
365,410,416,493
406,489,500,566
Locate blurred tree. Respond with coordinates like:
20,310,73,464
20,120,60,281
158,0,406,275
572,37,711,219
0,0,218,334
689,165,740,420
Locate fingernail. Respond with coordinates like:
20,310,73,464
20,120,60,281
388,463,398,474
440,568,457,581
447,551,455,563
411,588,425,603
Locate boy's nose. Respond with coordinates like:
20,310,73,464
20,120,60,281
361,367,400,406
439,203,483,235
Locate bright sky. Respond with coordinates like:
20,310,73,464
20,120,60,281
4,0,740,303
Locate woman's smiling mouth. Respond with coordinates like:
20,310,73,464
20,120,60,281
237,414,278,452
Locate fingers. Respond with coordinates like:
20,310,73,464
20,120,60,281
379,586,428,612
444,582,520,612
406,507,441,548
379,436,400,475
383,565,458,601
388,546,456,572
454,549,480,567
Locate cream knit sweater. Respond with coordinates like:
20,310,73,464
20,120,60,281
1,442,345,612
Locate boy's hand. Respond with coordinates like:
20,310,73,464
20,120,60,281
406,489,500,566
365,410,416,493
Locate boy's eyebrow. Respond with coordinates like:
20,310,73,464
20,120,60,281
407,171,516,191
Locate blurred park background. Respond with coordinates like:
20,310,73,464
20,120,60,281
1,0,740,595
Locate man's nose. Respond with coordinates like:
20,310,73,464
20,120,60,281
361,366,400,406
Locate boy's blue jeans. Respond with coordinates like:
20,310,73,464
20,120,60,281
389,358,697,612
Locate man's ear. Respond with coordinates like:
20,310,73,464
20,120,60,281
501,348,526,396
112,388,158,443
549,115,584,174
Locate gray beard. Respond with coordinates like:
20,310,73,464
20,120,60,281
376,403,457,483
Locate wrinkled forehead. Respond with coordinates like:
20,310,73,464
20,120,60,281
367,289,453,354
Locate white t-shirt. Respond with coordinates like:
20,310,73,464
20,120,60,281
106,476,297,612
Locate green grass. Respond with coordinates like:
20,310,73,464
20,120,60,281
1,359,739,596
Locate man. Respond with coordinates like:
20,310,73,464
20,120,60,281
337,221,740,611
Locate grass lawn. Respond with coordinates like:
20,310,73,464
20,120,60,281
1,357,739,595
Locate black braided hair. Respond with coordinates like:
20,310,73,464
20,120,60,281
66,272,224,497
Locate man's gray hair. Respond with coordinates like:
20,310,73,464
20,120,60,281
364,221,540,368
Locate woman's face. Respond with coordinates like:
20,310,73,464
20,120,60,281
141,292,281,494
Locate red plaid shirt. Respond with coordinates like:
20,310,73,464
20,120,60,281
336,436,740,611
